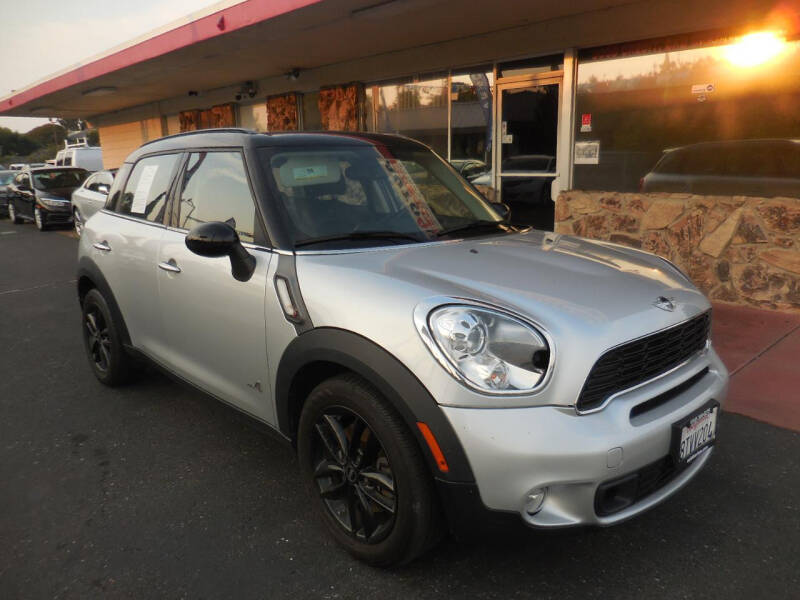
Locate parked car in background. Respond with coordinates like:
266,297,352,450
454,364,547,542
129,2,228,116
7,166,89,230
0,169,15,216
450,158,489,181
77,130,727,566
640,138,800,196
71,169,116,236
55,145,103,171
9,163,27,170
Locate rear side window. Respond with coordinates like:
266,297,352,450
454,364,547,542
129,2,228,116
176,151,257,243
114,154,180,223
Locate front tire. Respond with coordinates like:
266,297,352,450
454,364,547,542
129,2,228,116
8,201,22,224
34,206,48,231
73,208,83,237
81,288,133,386
298,374,443,566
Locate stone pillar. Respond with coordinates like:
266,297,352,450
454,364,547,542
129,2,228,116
266,93,300,131
318,83,362,131
555,191,800,312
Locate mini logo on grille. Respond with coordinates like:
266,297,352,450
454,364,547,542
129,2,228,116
653,296,677,312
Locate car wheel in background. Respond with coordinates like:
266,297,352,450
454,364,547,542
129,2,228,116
297,373,443,566
73,208,83,237
81,288,134,386
34,207,48,231
8,201,22,224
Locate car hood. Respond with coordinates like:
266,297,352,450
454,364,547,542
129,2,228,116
37,188,75,201
295,230,711,405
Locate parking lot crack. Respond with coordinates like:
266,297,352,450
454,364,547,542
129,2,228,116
0,279,77,296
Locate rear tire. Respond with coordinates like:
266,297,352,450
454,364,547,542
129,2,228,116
297,373,443,566
8,201,22,224
81,288,134,386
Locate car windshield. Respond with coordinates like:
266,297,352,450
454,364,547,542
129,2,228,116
32,169,88,191
0,171,13,185
260,143,505,249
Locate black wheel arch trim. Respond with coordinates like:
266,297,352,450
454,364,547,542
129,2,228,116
76,255,132,348
276,327,475,483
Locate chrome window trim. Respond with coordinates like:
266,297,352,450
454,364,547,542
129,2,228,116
413,295,556,398
573,311,712,415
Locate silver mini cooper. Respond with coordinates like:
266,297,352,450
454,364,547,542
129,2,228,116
77,129,728,566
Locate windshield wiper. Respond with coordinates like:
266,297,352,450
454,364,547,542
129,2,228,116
294,231,425,248
436,220,507,238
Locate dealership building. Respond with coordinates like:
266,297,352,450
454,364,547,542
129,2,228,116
2,0,799,310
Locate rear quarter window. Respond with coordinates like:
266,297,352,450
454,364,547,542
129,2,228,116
112,154,181,223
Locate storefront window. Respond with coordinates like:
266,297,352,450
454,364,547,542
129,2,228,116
573,34,800,197
366,75,448,157
450,69,495,199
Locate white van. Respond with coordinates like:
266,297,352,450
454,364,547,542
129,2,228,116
55,146,103,171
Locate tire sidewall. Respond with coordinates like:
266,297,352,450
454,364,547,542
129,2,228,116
81,289,128,385
34,207,46,231
297,376,432,565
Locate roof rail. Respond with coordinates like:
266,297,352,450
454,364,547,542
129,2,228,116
139,127,255,147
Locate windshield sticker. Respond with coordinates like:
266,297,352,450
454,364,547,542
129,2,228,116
293,165,328,181
131,165,159,214
379,159,441,234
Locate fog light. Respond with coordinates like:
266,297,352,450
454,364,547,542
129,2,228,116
524,487,547,515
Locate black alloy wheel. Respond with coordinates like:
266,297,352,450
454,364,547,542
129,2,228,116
311,407,397,544
298,374,443,566
81,288,134,386
84,307,112,373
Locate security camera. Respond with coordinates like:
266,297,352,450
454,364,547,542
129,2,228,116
188,90,199,97
286,69,300,81
235,93,243,102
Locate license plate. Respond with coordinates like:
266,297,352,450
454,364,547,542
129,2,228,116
672,401,719,465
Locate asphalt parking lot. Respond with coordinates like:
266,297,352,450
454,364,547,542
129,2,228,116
1,218,798,600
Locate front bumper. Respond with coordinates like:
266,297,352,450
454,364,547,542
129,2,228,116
39,203,73,223
441,347,728,528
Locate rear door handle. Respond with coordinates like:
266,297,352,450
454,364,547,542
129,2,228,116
92,241,111,252
158,259,182,273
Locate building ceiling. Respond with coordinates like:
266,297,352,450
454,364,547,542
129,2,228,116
1,0,794,119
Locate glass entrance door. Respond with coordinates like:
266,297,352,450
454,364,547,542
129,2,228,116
497,79,560,230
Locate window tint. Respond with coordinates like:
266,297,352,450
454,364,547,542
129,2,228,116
116,154,179,222
177,151,256,243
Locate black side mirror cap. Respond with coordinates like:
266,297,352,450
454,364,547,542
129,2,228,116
185,221,256,282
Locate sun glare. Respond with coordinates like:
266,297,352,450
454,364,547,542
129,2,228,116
725,31,787,67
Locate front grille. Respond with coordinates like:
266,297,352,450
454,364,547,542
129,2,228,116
595,455,677,516
577,312,711,412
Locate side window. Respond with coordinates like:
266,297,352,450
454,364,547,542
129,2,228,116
84,174,99,191
63,153,73,167
105,164,130,210
115,154,180,222
177,151,256,243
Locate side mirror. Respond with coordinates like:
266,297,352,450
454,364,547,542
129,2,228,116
493,202,511,222
185,221,256,282
97,184,110,195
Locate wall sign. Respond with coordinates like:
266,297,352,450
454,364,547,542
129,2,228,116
581,113,592,132
575,141,600,165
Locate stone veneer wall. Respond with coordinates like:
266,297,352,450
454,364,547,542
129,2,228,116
554,191,800,312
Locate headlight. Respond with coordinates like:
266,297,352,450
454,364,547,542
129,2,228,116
38,196,68,208
425,304,551,394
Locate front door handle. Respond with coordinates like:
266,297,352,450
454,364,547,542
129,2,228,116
158,259,182,273
92,241,111,252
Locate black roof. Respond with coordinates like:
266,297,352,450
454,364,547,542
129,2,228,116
128,129,428,162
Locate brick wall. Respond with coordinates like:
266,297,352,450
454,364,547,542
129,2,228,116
555,191,800,312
